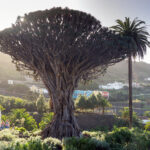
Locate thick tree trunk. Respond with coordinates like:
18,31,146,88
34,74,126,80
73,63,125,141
41,73,80,139
128,55,133,128
49,98,53,111
42,95,80,139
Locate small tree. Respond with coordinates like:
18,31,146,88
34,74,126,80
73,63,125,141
75,95,87,111
0,8,127,138
87,94,98,110
36,94,46,114
96,93,111,115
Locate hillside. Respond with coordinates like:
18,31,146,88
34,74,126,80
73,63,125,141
0,52,150,84
0,53,24,81
97,60,150,84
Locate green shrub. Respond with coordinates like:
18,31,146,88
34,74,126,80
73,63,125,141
105,127,132,149
82,131,105,140
0,129,19,141
4,137,62,150
0,104,5,111
145,121,150,130
9,109,37,131
15,127,27,133
144,111,150,117
63,137,110,150
129,128,150,150
43,137,62,150
119,107,143,128
0,95,37,113
39,112,54,130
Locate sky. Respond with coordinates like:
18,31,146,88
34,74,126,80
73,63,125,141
0,0,150,63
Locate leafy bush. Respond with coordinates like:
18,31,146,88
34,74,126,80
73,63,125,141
4,137,62,150
63,137,110,150
144,111,150,117
43,137,62,150
120,107,143,128
105,127,132,149
145,121,150,130
131,128,150,150
0,104,5,111
0,129,19,141
9,109,37,131
0,95,37,112
15,127,27,133
5,139,44,150
39,112,54,130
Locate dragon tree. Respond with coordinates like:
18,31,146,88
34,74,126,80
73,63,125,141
0,7,128,139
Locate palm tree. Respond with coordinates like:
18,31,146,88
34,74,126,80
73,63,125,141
111,17,150,128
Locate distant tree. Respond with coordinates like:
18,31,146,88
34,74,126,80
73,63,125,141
36,94,46,114
112,17,150,128
96,93,111,115
0,8,127,138
75,95,87,110
87,94,98,110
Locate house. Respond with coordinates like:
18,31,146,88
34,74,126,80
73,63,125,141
99,82,127,90
8,80,14,85
30,85,48,94
72,90,109,99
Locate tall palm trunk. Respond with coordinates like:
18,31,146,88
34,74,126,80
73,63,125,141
128,55,133,128
102,107,105,115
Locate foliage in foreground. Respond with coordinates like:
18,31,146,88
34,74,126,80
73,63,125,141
1,127,150,150
63,137,110,150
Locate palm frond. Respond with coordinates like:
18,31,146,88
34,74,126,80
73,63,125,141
111,17,150,58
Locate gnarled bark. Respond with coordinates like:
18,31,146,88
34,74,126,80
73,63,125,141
42,95,80,139
41,68,80,139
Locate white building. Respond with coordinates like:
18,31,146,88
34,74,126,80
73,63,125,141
30,85,48,94
144,77,150,81
132,82,141,88
24,75,34,82
8,80,14,85
99,82,128,90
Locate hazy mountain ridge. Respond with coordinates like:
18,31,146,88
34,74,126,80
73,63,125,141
0,53,24,81
97,60,150,83
0,53,150,83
